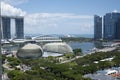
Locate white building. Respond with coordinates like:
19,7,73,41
97,69,118,75
32,35,62,43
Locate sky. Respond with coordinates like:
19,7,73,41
1,0,120,35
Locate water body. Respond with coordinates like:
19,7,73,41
68,42,106,54
2,41,112,56
68,42,94,54
2,44,19,51
25,34,94,38
2,42,103,54
2,42,95,55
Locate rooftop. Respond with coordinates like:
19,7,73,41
22,43,42,50
1,15,24,19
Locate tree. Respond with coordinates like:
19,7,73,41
47,56,54,61
73,48,82,56
7,57,21,67
64,53,75,59
8,70,30,80
2,54,6,64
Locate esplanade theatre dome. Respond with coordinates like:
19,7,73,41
17,43,43,59
43,42,73,54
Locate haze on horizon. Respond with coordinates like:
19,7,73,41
1,0,120,35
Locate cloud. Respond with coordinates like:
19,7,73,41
112,9,118,13
1,2,94,34
25,13,93,34
1,0,28,5
1,2,26,16
25,13,93,19
25,13,93,26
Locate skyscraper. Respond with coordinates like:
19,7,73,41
1,16,24,39
94,15,102,40
15,18,24,39
103,12,120,40
115,19,120,39
1,16,11,39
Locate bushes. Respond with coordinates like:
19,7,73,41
73,48,82,56
7,57,21,67
75,51,120,65
8,70,30,80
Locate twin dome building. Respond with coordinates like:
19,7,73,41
17,44,43,59
17,42,73,59
43,42,73,54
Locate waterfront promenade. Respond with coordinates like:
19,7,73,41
87,47,117,54
61,46,117,64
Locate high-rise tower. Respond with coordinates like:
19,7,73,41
15,18,24,39
1,16,24,39
1,16,11,39
115,19,120,39
94,15,102,40
103,12,120,40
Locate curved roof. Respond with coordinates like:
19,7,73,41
22,43,42,50
43,42,73,54
17,43,43,59
32,35,59,39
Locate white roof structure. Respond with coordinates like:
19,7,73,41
17,43,43,59
84,74,116,80
100,57,114,61
97,69,118,75
43,52,63,57
1,39,10,44
11,39,36,43
32,35,62,42
22,44,42,50
43,42,73,54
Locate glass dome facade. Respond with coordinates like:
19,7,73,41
43,42,73,54
17,43,43,59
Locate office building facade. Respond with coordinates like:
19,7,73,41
115,19,120,39
103,12,120,40
2,17,11,39
15,18,24,39
94,15,102,40
1,16,24,39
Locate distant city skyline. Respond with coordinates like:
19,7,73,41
1,0,120,34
